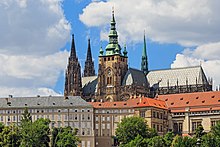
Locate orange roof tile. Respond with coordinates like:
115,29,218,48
90,97,167,110
157,91,220,112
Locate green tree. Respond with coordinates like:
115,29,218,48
0,122,4,132
201,133,218,147
148,136,165,147
163,131,175,147
195,125,205,138
123,135,148,147
0,124,20,147
20,108,50,147
53,127,79,147
115,116,149,145
171,135,196,147
148,128,158,138
211,122,220,138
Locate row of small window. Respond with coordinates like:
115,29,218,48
190,110,220,115
95,123,111,130
152,124,164,132
174,120,220,133
0,108,92,114
173,112,185,116
95,109,133,114
95,115,121,122
51,122,92,135
103,56,125,62
173,110,220,117
153,111,165,119
0,114,91,122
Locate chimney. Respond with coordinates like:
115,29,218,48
139,97,143,103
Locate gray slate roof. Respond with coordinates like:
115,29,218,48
0,96,92,109
82,76,98,95
147,66,209,87
122,68,149,86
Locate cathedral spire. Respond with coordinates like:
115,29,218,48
70,34,76,59
86,38,92,61
83,38,95,77
141,33,148,75
64,34,82,97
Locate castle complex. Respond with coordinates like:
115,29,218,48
64,11,212,102
0,10,218,147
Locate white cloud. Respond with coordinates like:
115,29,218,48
0,51,69,87
0,0,70,56
171,42,220,90
0,87,61,98
79,0,220,46
0,0,70,97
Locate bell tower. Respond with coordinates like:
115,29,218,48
96,10,128,102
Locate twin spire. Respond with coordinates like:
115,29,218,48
84,38,95,77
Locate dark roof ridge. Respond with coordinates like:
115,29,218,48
128,67,143,72
149,65,201,72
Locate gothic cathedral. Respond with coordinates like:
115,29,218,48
64,11,212,102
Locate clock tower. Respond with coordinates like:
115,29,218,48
95,10,128,102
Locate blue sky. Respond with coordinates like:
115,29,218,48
0,0,219,97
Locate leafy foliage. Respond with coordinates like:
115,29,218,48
115,116,149,145
163,131,175,147
148,136,165,147
171,135,196,147
52,127,79,147
19,108,51,147
201,133,219,147
0,124,21,147
123,135,148,147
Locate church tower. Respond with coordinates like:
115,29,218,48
141,34,148,75
64,34,82,97
83,39,95,77
96,10,128,102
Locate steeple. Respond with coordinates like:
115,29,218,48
141,33,149,75
99,42,104,56
83,38,95,77
123,44,128,57
64,34,82,97
105,8,122,56
70,34,76,60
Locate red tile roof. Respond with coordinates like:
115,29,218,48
90,97,167,110
157,91,220,112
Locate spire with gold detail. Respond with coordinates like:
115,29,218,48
105,8,123,56
141,32,148,75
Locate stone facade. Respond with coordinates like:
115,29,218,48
0,96,95,147
90,97,168,147
157,91,220,135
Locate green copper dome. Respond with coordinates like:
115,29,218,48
104,10,126,57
